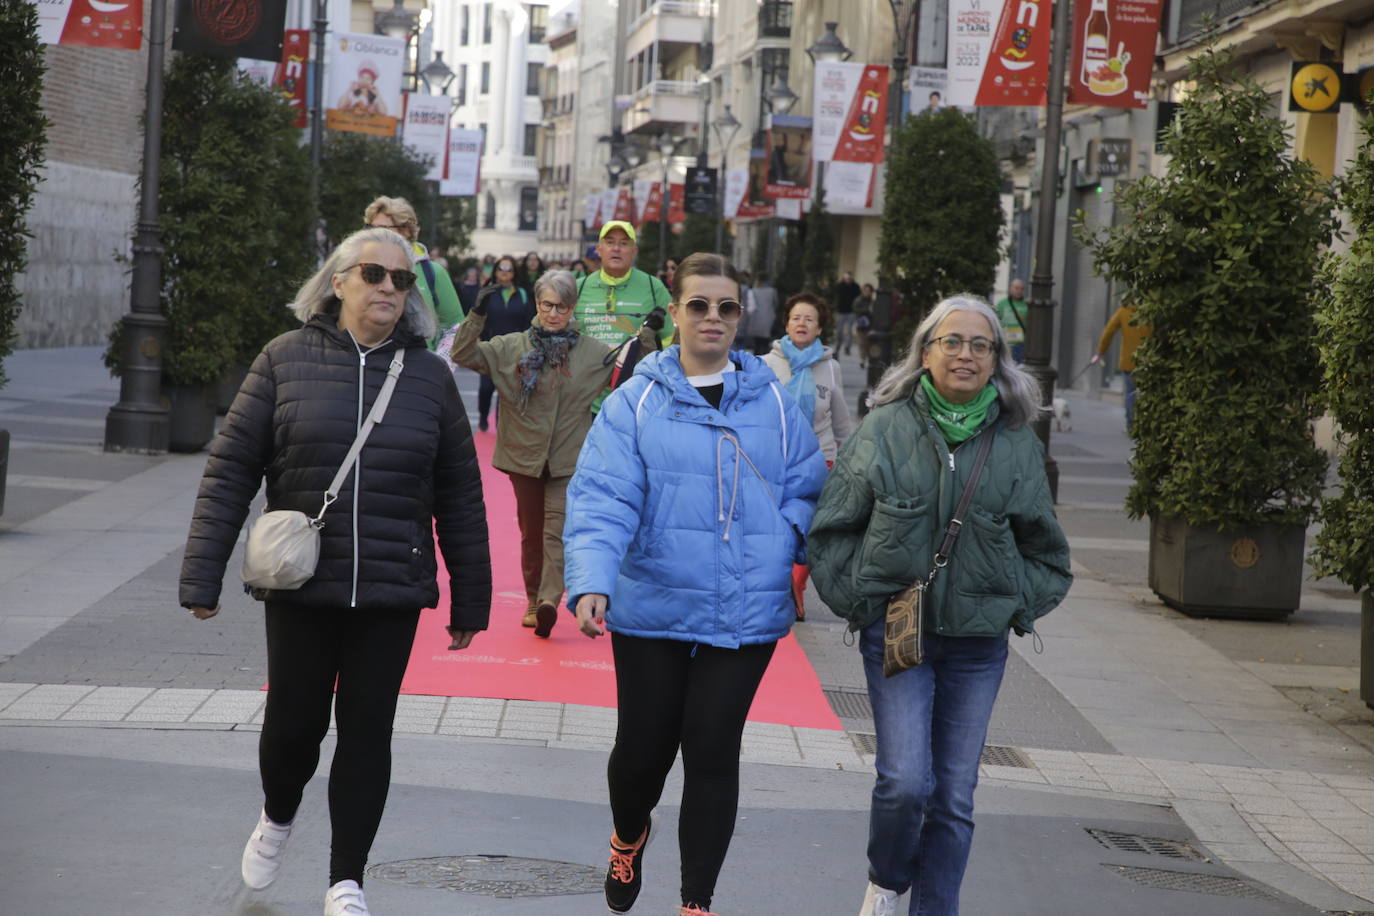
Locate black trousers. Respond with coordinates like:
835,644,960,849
260,602,420,886
477,375,496,422
607,633,777,909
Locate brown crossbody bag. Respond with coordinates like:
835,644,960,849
883,426,998,677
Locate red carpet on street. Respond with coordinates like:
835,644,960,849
398,430,843,731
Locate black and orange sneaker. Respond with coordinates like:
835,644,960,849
679,904,720,915
604,817,651,913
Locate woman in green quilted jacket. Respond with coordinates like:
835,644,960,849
808,295,1071,916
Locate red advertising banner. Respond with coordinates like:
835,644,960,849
974,0,1052,106
37,0,143,50
1066,0,1164,108
834,65,889,165
613,188,635,222
667,182,686,224
276,29,309,128
641,181,663,224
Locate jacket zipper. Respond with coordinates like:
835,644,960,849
351,348,366,607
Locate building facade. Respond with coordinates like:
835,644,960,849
538,10,580,261
432,0,550,258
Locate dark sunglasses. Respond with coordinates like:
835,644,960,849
345,262,416,291
682,297,742,321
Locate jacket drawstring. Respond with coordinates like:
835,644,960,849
715,431,774,543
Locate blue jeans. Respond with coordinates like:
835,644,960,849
1122,370,1136,426
860,618,1009,915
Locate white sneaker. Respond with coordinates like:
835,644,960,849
324,879,370,915
859,880,900,916
240,808,293,890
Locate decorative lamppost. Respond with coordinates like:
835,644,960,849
375,0,421,91
104,0,170,452
657,132,678,268
762,78,797,277
712,105,742,255
805,23,851,208
308,0,329,256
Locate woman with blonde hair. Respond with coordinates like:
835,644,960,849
364,196,464,348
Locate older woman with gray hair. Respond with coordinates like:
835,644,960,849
808,295,1072,916
180,226,492,916
451,269,657,638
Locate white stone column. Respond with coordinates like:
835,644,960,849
490,3,512,154
504,1,529,160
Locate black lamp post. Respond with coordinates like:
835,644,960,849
712,105,742,255
657,132,677,266
308,0,328,257
762,78,797,278
419,52,455,252
104,0,170,453
1026,0,1072,500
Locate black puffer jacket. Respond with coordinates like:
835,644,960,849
179,314,492,630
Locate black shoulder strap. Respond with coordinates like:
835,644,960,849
419,259,437,300
933,426,998,569
1007,299,1027,331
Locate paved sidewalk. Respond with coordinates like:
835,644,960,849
2,345,1373,914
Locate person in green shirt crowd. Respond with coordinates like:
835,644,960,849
364,196,464,350
994,277,1028,363
574,221,676,409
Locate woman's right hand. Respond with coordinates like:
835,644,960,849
575,594,608,638
189,606,219,620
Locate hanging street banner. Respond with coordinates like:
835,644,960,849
975,0,1051,105
947,0,995,106
667,182,686,224
613,187,635,222
813,62,889,163
737,153,775,220
633,179,656,223
907,67,950,114
584,192,602,230
723,167,749,220
1066,0,1164,108
684,166,717,215
173,0,286,61
326,32,403,136
440,127,483,196
402,94,452,181
765,114,813,199
34,0,142,49
239,29,309,127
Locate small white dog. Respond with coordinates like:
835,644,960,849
1052,397,1072,432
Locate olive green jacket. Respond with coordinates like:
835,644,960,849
808,385,1071,636
450,313,654,478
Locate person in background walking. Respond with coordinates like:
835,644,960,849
564,253,827,916
834,271,862,356
450,270,659,637
741,272,778,356
517,251,546,299
456,266,483,316
481,253,497,280
660,256,680,291
364,197,463,349
1090,298,1151,427
181,227,492,916
763,292,854,621
994,278,1029,364
854,283,876,369
473,256,537,431
808,295,1071,916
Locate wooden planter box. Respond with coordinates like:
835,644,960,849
1148,515,1305,621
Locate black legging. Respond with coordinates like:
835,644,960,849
259,602,420,886
608,633,777,909
477,375,495,423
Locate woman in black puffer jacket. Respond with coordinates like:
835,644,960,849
179,227,492,916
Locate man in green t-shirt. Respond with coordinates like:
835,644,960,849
574,221,675,408
994,277,1028,363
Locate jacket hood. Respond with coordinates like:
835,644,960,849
634,346,780,404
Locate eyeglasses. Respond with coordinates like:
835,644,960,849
343,262,417,291
537,300,572,314
928,334,994,358
496,265,515,272
682,297,742,321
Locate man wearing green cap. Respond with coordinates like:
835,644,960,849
574,220,675,410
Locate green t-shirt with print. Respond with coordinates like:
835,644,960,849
574,267,674,412
994,296,1027,345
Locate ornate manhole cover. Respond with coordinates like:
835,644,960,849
366,855,603,898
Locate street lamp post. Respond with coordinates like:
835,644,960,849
712,105,741,255
1026,0,1071,499
657,132,677,269
806,23,852,224
762,78,797,278
419,52,456,252
376,0,421,91
309,0,328,257
104,0,170,453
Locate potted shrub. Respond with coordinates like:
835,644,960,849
1311,113,1374,707
107,55,312,450
0,2,49,510
1077,40,1336,620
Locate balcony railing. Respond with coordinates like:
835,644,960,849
628,0,710,34
636,79,703,99
759,0,792,39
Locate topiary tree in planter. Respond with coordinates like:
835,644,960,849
1077,40,1336,619
0,0,49,514
879,106,1002,358
1311,112,1374,705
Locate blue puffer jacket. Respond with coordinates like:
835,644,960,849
563,347,827,648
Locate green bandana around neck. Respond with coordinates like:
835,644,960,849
920,374,997,444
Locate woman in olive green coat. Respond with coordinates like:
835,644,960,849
808,295,1071,916
451,269,659,638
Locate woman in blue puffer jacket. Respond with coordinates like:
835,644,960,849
563,252,827,916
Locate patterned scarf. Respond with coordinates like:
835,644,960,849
515,327,579,407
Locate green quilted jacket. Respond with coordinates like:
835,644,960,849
808,384,1072,637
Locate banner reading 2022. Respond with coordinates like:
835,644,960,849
947,0,1051,107
1066,0,1164,108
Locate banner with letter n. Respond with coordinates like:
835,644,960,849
35,0,143,50
813,61,889,209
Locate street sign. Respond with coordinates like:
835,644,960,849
684,166,717,215
1087,137,1132,180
